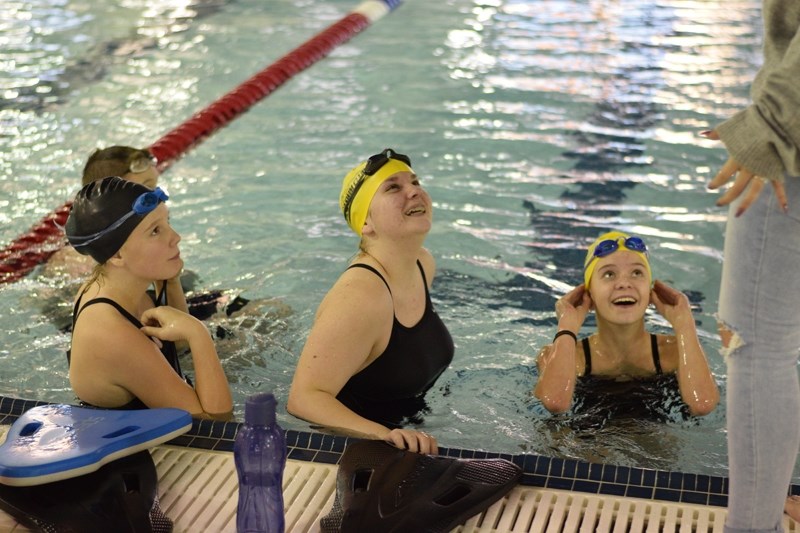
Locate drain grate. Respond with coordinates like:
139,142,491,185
149,446,799,533
151,445,339,532
0,433,798,533
456,488,800,533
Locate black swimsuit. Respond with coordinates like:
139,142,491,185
570,334,688,424
581,333,662,375
336,261,454,427
68,282,188,410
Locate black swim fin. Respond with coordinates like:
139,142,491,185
0,450,172,533
320,440,522,533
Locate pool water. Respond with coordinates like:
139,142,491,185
1,0,795,480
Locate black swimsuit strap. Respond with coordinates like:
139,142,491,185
75,298,143,328
347,263,392,294
70,284,98,332
650,333,662,375
155,280,168,306
581,337,592,375
416,260,431,300
581,334,661,375
346,260,429,300
72,282,160,331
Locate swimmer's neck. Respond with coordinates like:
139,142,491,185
592,319,650,362
80,267,158,311
356,241,425,280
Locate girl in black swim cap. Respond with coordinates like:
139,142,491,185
65,176,232,419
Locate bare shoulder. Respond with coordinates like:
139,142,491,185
70,305,186,408
536,337,587,375
69,304,164,399
72,304,157,365
301,266,395,370
317,266,393,323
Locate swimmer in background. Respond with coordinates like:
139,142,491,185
534,231,719,417
288,149,453,454
65,176,232,419
41,146,247,325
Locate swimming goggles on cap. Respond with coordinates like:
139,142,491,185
342,148,412,224
362,148,411,176
128,151,157,174
591,236,648,260
69,187,169,249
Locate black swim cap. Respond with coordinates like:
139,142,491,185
65,176,167,264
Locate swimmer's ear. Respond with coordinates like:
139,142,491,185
361,214,376,237
106,252,125,268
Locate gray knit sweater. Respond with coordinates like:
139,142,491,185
716,0,800,182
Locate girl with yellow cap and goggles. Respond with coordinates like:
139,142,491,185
288,149,453,455
533,231,719,418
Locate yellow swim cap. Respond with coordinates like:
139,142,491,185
583,231,651,290
339,152,414,236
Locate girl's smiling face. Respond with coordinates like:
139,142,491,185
589,249,651,324
363,171,432,238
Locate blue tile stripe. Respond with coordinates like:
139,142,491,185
1,395,796,507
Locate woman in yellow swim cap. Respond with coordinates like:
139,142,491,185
288,149,453,455
533,230,719,418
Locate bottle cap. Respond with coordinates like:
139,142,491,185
244,393,277,426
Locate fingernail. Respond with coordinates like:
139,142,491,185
699,130,712,137
735,207,743,217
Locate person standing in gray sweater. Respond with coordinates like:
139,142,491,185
703,0,800,529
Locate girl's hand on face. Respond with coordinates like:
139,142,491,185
140,306,202,342
555,284,592,333
650,280,693,326
384,428,439,455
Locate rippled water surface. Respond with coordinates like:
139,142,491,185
2,0,793,479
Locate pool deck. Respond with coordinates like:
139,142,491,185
0,396,798,532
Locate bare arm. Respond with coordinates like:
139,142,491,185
70,306,232,419
140,306,232,418
162,276,189,314
533,284,591,413
650,280,719,416
287,269,438,454
160,276,190,352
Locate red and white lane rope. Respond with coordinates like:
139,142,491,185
0,0,402,284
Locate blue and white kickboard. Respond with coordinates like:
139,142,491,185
0,404,191,486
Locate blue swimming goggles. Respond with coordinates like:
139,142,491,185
591,236,648,259
69,187,169,249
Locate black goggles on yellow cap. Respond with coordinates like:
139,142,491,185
342,148,412,224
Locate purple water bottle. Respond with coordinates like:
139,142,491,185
234,393,287,533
